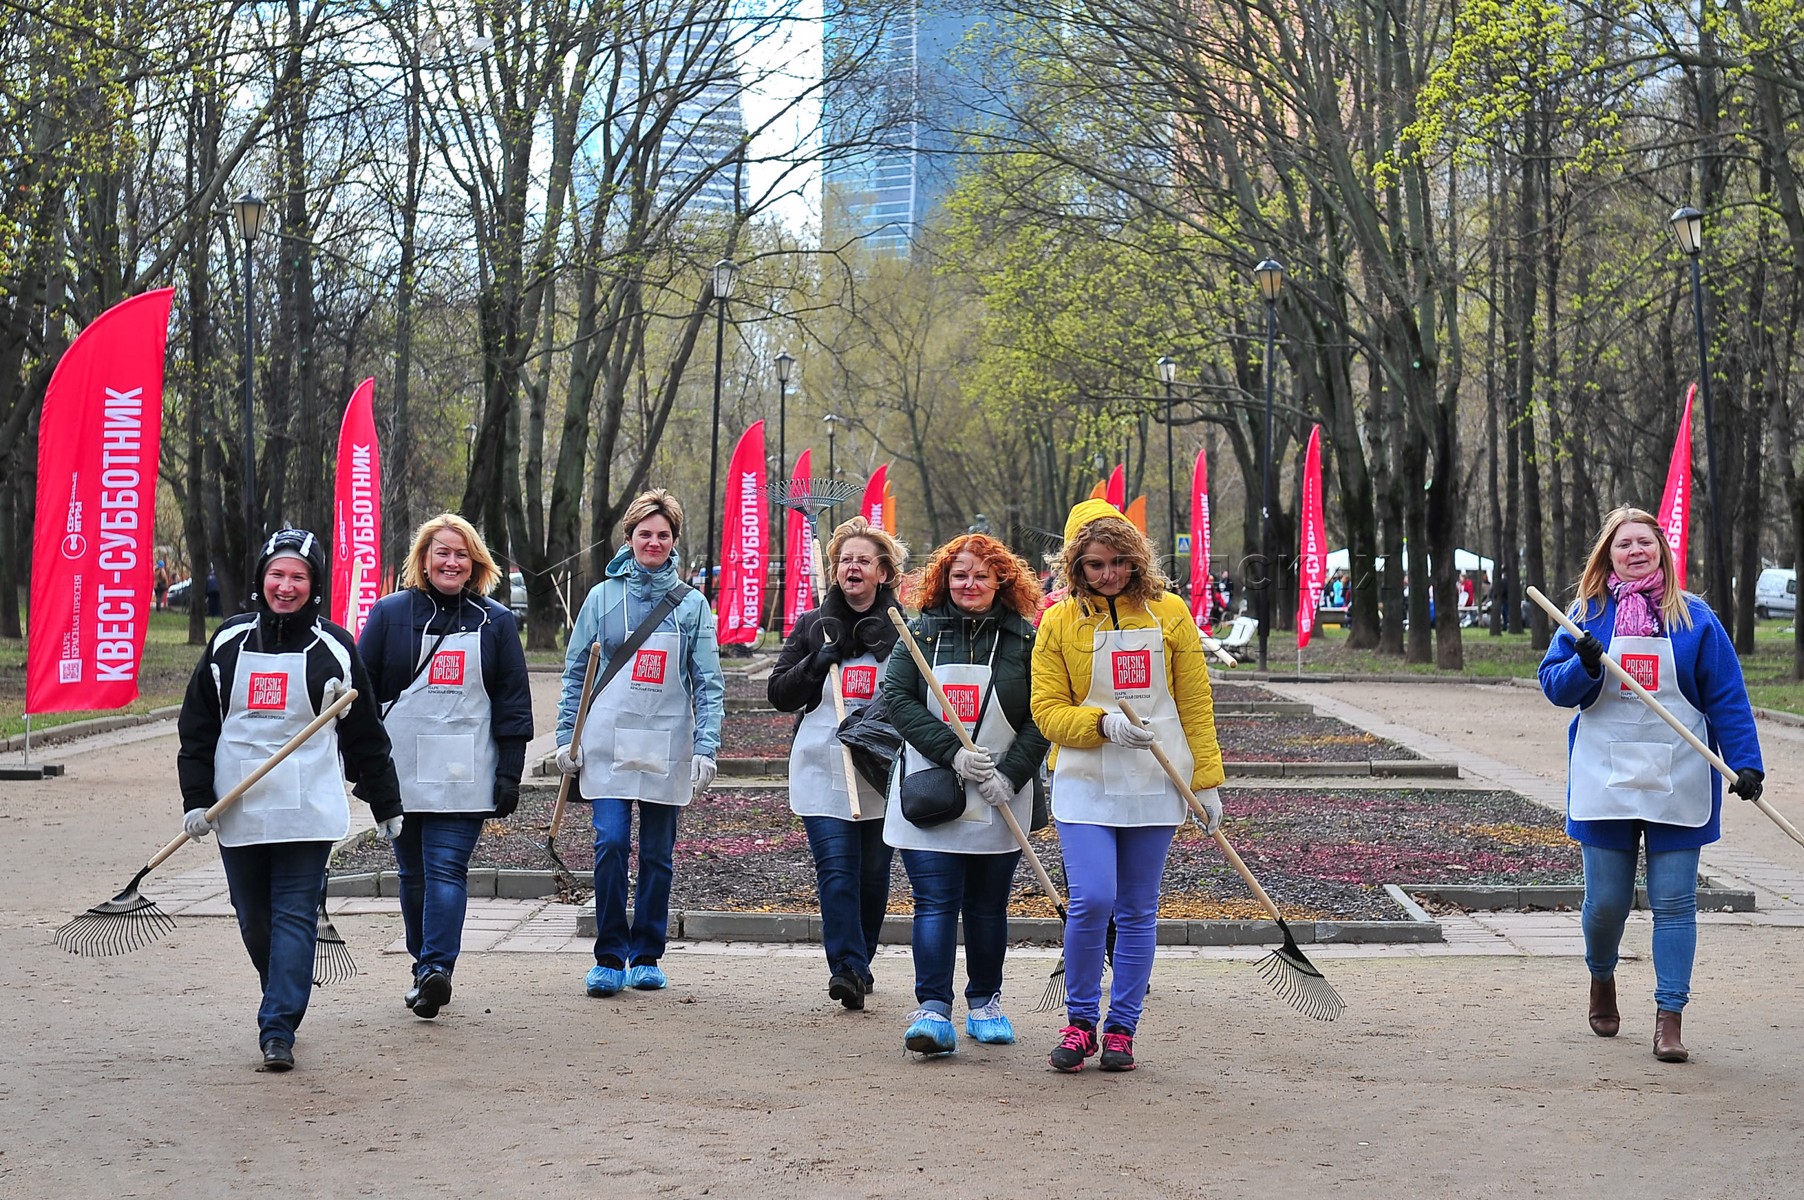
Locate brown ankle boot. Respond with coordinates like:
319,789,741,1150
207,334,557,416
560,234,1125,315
1653,1009,1689,1062
1587,977,1619,1037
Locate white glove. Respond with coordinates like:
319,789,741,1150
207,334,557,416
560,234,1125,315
556,743,582,775
1100,712,1157,748
376,816,405,843
183,808,215,841
1191,787,1224,834
952,746,996,783
690,755,718,795
976,771,1015,808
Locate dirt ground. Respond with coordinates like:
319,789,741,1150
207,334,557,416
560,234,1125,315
4,682,1804,1198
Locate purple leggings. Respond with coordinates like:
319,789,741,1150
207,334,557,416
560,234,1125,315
1056,820,1176,1034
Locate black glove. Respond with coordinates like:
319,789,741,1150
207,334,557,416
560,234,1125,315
1729,768,1764,803
806,618,846,673
1574,632,1605,676
492,779,521,819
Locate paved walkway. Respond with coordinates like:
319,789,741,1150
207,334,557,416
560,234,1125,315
131,675,1804,967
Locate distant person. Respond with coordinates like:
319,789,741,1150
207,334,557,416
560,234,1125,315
175,529,402,1072
1032,500,1225,1073
555,489,724,998
359,514,533,1020
206,570,222,617
767,516,908,1012
1539,506,1763,1063
883,532,1048,1056
154,561,170,612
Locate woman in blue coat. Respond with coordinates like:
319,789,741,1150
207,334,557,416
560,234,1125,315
1539,506,1764,1063
359,513,534,1020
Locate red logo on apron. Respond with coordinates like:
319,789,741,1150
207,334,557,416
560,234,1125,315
1112,648,1152,692
632,649,668,684
429,650,465,686
942,683,980,724
840,664,877,701
1619,653,1659,692
247,672,288,710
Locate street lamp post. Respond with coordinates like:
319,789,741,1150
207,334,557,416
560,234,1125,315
1669,206,1728,612
824,412,842,481
1255,259,1284,672
702,258,738,604
1159,355,1177,573
774,350,794,630
232,192,268,605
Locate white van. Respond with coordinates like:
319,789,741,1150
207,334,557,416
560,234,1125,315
1754,567,1796,619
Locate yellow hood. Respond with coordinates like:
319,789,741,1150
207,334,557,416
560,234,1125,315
1063,498,1127,546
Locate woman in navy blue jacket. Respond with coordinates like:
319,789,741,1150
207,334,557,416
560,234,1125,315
358,513,534,1019
1539,506,1763,1063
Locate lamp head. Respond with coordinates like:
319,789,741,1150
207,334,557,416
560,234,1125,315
232,192,268,241
1255,259,1284,303
712,258,738,300
1669,206,1703,256
1157,355,1177,385
775,350,794,385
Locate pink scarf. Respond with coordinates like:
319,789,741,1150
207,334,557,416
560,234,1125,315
1608,570,1665,637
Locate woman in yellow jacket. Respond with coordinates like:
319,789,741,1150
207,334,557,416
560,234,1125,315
1031,499,1225,1072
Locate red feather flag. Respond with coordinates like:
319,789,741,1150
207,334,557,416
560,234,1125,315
331,378,382,639
784,449,815,636
1658,385,1694,590
1296,425,1327,649
1189,446,1212,631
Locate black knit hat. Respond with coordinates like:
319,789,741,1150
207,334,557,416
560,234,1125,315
254,528,327,616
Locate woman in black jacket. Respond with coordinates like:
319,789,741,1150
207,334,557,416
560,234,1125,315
358,513,533,1020
883,533,1049,1056
176,529,403,1072
767,516,909,1011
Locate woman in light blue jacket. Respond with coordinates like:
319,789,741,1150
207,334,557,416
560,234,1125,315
555,489,725,997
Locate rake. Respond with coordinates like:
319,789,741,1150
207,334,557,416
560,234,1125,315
545,641,602,886
314,898,357,986
1527,586,1804,849
884,609,1078,1012
1119,699,1345,1021
769,477,865,817
55,688,360,957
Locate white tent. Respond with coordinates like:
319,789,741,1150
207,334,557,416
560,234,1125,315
1323,546,1495,574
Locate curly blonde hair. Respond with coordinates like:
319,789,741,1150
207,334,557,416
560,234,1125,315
1055,515,1167,607
911,534,1044,617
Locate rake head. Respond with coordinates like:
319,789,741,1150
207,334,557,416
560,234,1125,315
1255,925,1346,1021
766,478,861,522
1033,959,1067,1014
313,906,357,987
54,868,176,957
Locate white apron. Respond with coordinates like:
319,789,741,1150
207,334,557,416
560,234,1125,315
386,628,499,814
1051,624,1191,827
884,637,1034,853
213,646,349,846
579,622,694,806
1570,634,1713,826
788,651,886,821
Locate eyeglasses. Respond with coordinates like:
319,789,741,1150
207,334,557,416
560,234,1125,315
837,554,880,568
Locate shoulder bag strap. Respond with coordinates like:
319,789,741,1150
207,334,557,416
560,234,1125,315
593,582,692,699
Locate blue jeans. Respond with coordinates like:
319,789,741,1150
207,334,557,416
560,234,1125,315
1057,820,1176,1035
391,813,486,979
802,815,893,982
219,840,333,1046
592,799,681,967
1581,840,1701,1012
900,848,1021,1016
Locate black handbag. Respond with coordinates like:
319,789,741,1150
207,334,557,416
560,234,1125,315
898,680,995,828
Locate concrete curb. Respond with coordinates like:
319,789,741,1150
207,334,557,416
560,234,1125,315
1,704,183,753
1215,701,1316,716
1402,877,1756,914
1230,760,1460,779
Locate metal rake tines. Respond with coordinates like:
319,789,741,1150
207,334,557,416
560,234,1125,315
1255,942,1346,1022
53,901,177,957
313,908,357,987
765,478,861,516
1033,960,1067,1014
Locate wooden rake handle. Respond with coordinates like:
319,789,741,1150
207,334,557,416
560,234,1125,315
149,687,361,874
1116,698,1285,923
1198,631,1238,666
885,608,1066,907
1527,586,1804,849
548,643,602,841
815,535,865,819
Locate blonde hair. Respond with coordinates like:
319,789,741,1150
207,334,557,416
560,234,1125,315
402,513,501,596
1055,516,1167,607
825,516,908,588
622,488,685,543
1573,506,1693,630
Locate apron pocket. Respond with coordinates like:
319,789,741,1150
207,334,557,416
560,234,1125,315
417,735,477,784
612,711,678,776
1607,742,1675,792
1102,744,1166,797
236,756,303,811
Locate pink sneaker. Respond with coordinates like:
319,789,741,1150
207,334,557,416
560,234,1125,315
1099,1029,1136,1071
1049,1022,1098,1072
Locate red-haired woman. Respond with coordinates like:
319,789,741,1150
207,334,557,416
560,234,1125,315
883,534,1049,1056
